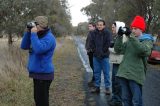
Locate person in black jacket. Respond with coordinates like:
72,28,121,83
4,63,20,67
85,22,96,87
89,20,111,94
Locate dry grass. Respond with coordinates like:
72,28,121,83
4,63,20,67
0,37,85,106
50,37,85,106
0,39,34,106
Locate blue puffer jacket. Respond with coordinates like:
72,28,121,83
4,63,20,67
21,29,56,73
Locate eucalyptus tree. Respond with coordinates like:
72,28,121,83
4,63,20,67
77,22,88,36
0,0,72,44
81,0,117,28
81,0,107,23
115,0,160,33
82,0,160,33
0,0,33,44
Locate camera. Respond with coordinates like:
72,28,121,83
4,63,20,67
121,27,127,34
26,21,36,29
118,27,131,36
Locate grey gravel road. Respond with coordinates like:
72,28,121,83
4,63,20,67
143,65,160,106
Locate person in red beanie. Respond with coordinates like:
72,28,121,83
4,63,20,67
130,15,146,32
114,15,154,106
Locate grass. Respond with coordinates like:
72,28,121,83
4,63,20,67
0,37,85,106
50,37,85,106
0,39,34,106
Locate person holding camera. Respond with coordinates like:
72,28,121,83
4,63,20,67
114,16,154,106
108,21,127,106
85,22,96,87
21,16,56,106
89,20,111,94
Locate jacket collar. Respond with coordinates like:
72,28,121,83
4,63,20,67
139,33,154,42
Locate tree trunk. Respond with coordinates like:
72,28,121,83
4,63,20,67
8,33,13,45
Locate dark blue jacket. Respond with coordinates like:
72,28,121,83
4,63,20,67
89,28,111,58
21,29,56,74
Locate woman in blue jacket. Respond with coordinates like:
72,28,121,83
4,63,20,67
21,16,56,106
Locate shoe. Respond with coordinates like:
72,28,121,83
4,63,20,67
105,88,111,95
90,87,100,93
108,100,122,106
88,80,95,87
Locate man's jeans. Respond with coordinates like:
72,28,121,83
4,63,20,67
118,77,143,106
111,64,121,102
93,57,110,89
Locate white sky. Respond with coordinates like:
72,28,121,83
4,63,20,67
68,0,91,26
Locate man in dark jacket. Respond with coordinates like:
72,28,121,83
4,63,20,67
89,20,111,94
21,16,56,106
85,22,96,87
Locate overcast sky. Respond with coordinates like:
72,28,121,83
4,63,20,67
68,0,91,26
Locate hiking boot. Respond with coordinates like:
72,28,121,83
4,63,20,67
105,88,111,95
88,80,95,87
90,87,100,93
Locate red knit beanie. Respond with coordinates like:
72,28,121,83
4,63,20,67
130,15,146,32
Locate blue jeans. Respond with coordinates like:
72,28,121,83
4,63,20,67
93,57,110,88
111,64,121,102
118,77,143,106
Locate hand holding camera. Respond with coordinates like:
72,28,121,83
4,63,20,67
27,21,36,29
31,26,37,32
26,21,38,32
118,27,131,36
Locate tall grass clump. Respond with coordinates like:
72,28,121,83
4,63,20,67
0,39,34,106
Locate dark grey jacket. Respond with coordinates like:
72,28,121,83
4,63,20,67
89,28,111,58
85,31,93,54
